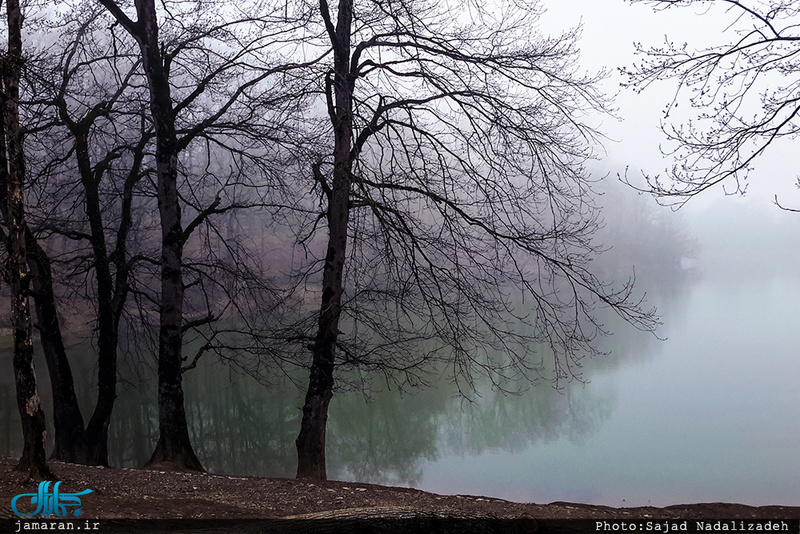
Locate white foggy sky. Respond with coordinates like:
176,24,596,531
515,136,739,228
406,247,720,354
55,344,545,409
535,0,800,280
538,0,799,213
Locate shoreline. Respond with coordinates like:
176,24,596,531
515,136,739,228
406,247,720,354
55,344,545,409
2,457,798,523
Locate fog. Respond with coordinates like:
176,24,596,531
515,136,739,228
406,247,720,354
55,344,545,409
538,0,800,277
1,0,799,509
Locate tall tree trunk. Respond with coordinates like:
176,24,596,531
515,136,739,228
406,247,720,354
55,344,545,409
141,30,203,473
26,232,88,464
135,0,201,472
3,0,53,480
96,0,202,471
0,110,87,466
295,0,354,480
75,135,117,466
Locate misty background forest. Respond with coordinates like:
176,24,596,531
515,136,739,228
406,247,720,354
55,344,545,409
1,0,798,507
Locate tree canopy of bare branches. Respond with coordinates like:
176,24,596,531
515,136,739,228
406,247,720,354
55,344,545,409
2,0,661,482
83,0,315,470
291,0,659,480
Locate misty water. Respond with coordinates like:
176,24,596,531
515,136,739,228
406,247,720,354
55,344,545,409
1,203,798,508
419,274,800,507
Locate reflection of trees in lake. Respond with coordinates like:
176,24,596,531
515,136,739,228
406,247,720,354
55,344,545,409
1,347,614,486
107,388,156,468
326,386,449,486
0,191,695,484
185,370,301,478
439,380,613,458
0,283,676,487
97,365,443,484
102,366,302,478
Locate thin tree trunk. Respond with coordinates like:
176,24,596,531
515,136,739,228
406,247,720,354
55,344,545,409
45,89,147,468
295,0,354,480
75,135,117,466
3,0,53,480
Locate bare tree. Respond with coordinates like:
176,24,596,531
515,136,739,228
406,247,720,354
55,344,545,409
292,0,659,480
623,0,800,208
1,0,53,479
0,0,168,468
9,5,155,466
19,0,302,467
92,0,316,470
96,0,206,471
0,2,92,467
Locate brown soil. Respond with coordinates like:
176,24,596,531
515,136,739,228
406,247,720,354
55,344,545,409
1,457,798,522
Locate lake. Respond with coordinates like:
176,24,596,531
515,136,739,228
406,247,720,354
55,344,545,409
1,256,798,508
417,275,800,507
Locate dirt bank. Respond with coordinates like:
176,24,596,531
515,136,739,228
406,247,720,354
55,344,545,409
1,457,797,529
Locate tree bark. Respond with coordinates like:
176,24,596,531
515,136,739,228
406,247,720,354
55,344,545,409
0,103,87,466
26,232,88,464
3,0,53,480
295,0,355,480
95,0,202,471
74,134,117,466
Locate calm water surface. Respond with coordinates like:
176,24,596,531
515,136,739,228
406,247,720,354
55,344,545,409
1,274,797,508
419,275,800,506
